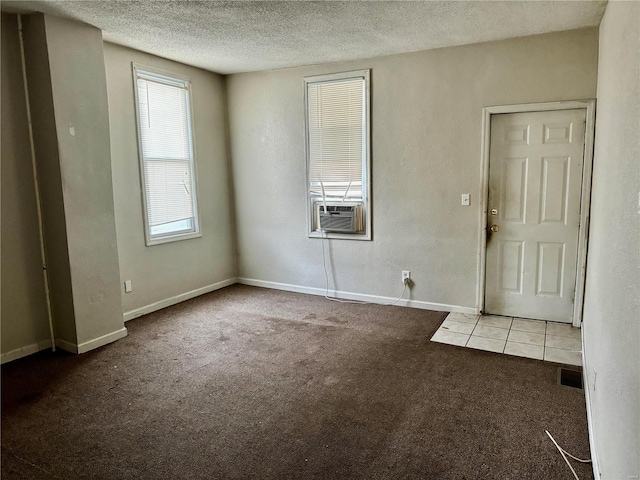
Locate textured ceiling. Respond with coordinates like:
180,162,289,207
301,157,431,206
2,1,607,74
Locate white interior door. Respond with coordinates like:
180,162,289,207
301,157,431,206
485,109,586,323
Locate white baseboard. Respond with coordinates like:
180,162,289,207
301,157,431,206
581,330,601,479
123,277,237,322
1,326,128,361
77,327,128,354
1,339,52,364
237,277,476,314
55,327,129,354
54,337,78,354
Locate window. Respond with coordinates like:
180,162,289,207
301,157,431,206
304,70,371,239
133,64,200,245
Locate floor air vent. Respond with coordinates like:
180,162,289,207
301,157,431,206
557,367,583,389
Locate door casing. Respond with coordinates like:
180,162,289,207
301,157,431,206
476,100,596,327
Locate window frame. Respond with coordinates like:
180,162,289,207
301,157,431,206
304,69,372,241
132,63,202,246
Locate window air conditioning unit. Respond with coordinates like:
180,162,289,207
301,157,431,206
316,203,362,233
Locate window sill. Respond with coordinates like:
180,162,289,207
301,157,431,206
145,231,202,246
308,230,371,241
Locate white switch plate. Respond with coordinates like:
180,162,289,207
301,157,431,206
461,193,470,206
124,280,132,293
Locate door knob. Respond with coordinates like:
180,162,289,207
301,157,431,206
490,224,499,233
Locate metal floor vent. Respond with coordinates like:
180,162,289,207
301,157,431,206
557,367,583,389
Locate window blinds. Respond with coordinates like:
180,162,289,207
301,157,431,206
307,77,364,199
135,70,197,237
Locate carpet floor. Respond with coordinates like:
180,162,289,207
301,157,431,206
2,285,592,479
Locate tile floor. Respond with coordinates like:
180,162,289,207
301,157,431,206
431,313,582,366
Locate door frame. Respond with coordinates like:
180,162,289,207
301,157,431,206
476,100,596,327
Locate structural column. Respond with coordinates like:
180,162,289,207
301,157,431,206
21,13,126,353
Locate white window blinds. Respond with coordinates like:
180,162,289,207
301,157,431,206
307,77,365,200
134,67,199,243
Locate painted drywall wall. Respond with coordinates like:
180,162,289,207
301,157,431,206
21,13,77,346
227,28,599,309
582,1,640,477
1,13,51,360
103,43,236,317
22,13,125,350
43,15,124,346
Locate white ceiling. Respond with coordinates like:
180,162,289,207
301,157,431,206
2,1,607,75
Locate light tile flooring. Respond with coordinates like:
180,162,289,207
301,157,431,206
431,313,582,366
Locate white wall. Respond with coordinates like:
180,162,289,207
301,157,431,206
20,13,77,346
1,13,51,362
227,28,598,310
21,13,126,351
46,15,125,347
104,43,236,318
582,1,640,477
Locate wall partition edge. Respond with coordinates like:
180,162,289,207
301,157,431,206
581,327,601,478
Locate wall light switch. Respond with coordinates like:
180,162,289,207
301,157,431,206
124,280,132,293
461,194,470,206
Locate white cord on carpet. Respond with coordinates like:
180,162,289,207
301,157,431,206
319,229,408,306
545,430,592,480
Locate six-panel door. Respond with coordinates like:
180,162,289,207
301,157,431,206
484,109,586,323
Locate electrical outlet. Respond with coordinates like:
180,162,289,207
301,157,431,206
402,271,410,284
124,280,132,293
